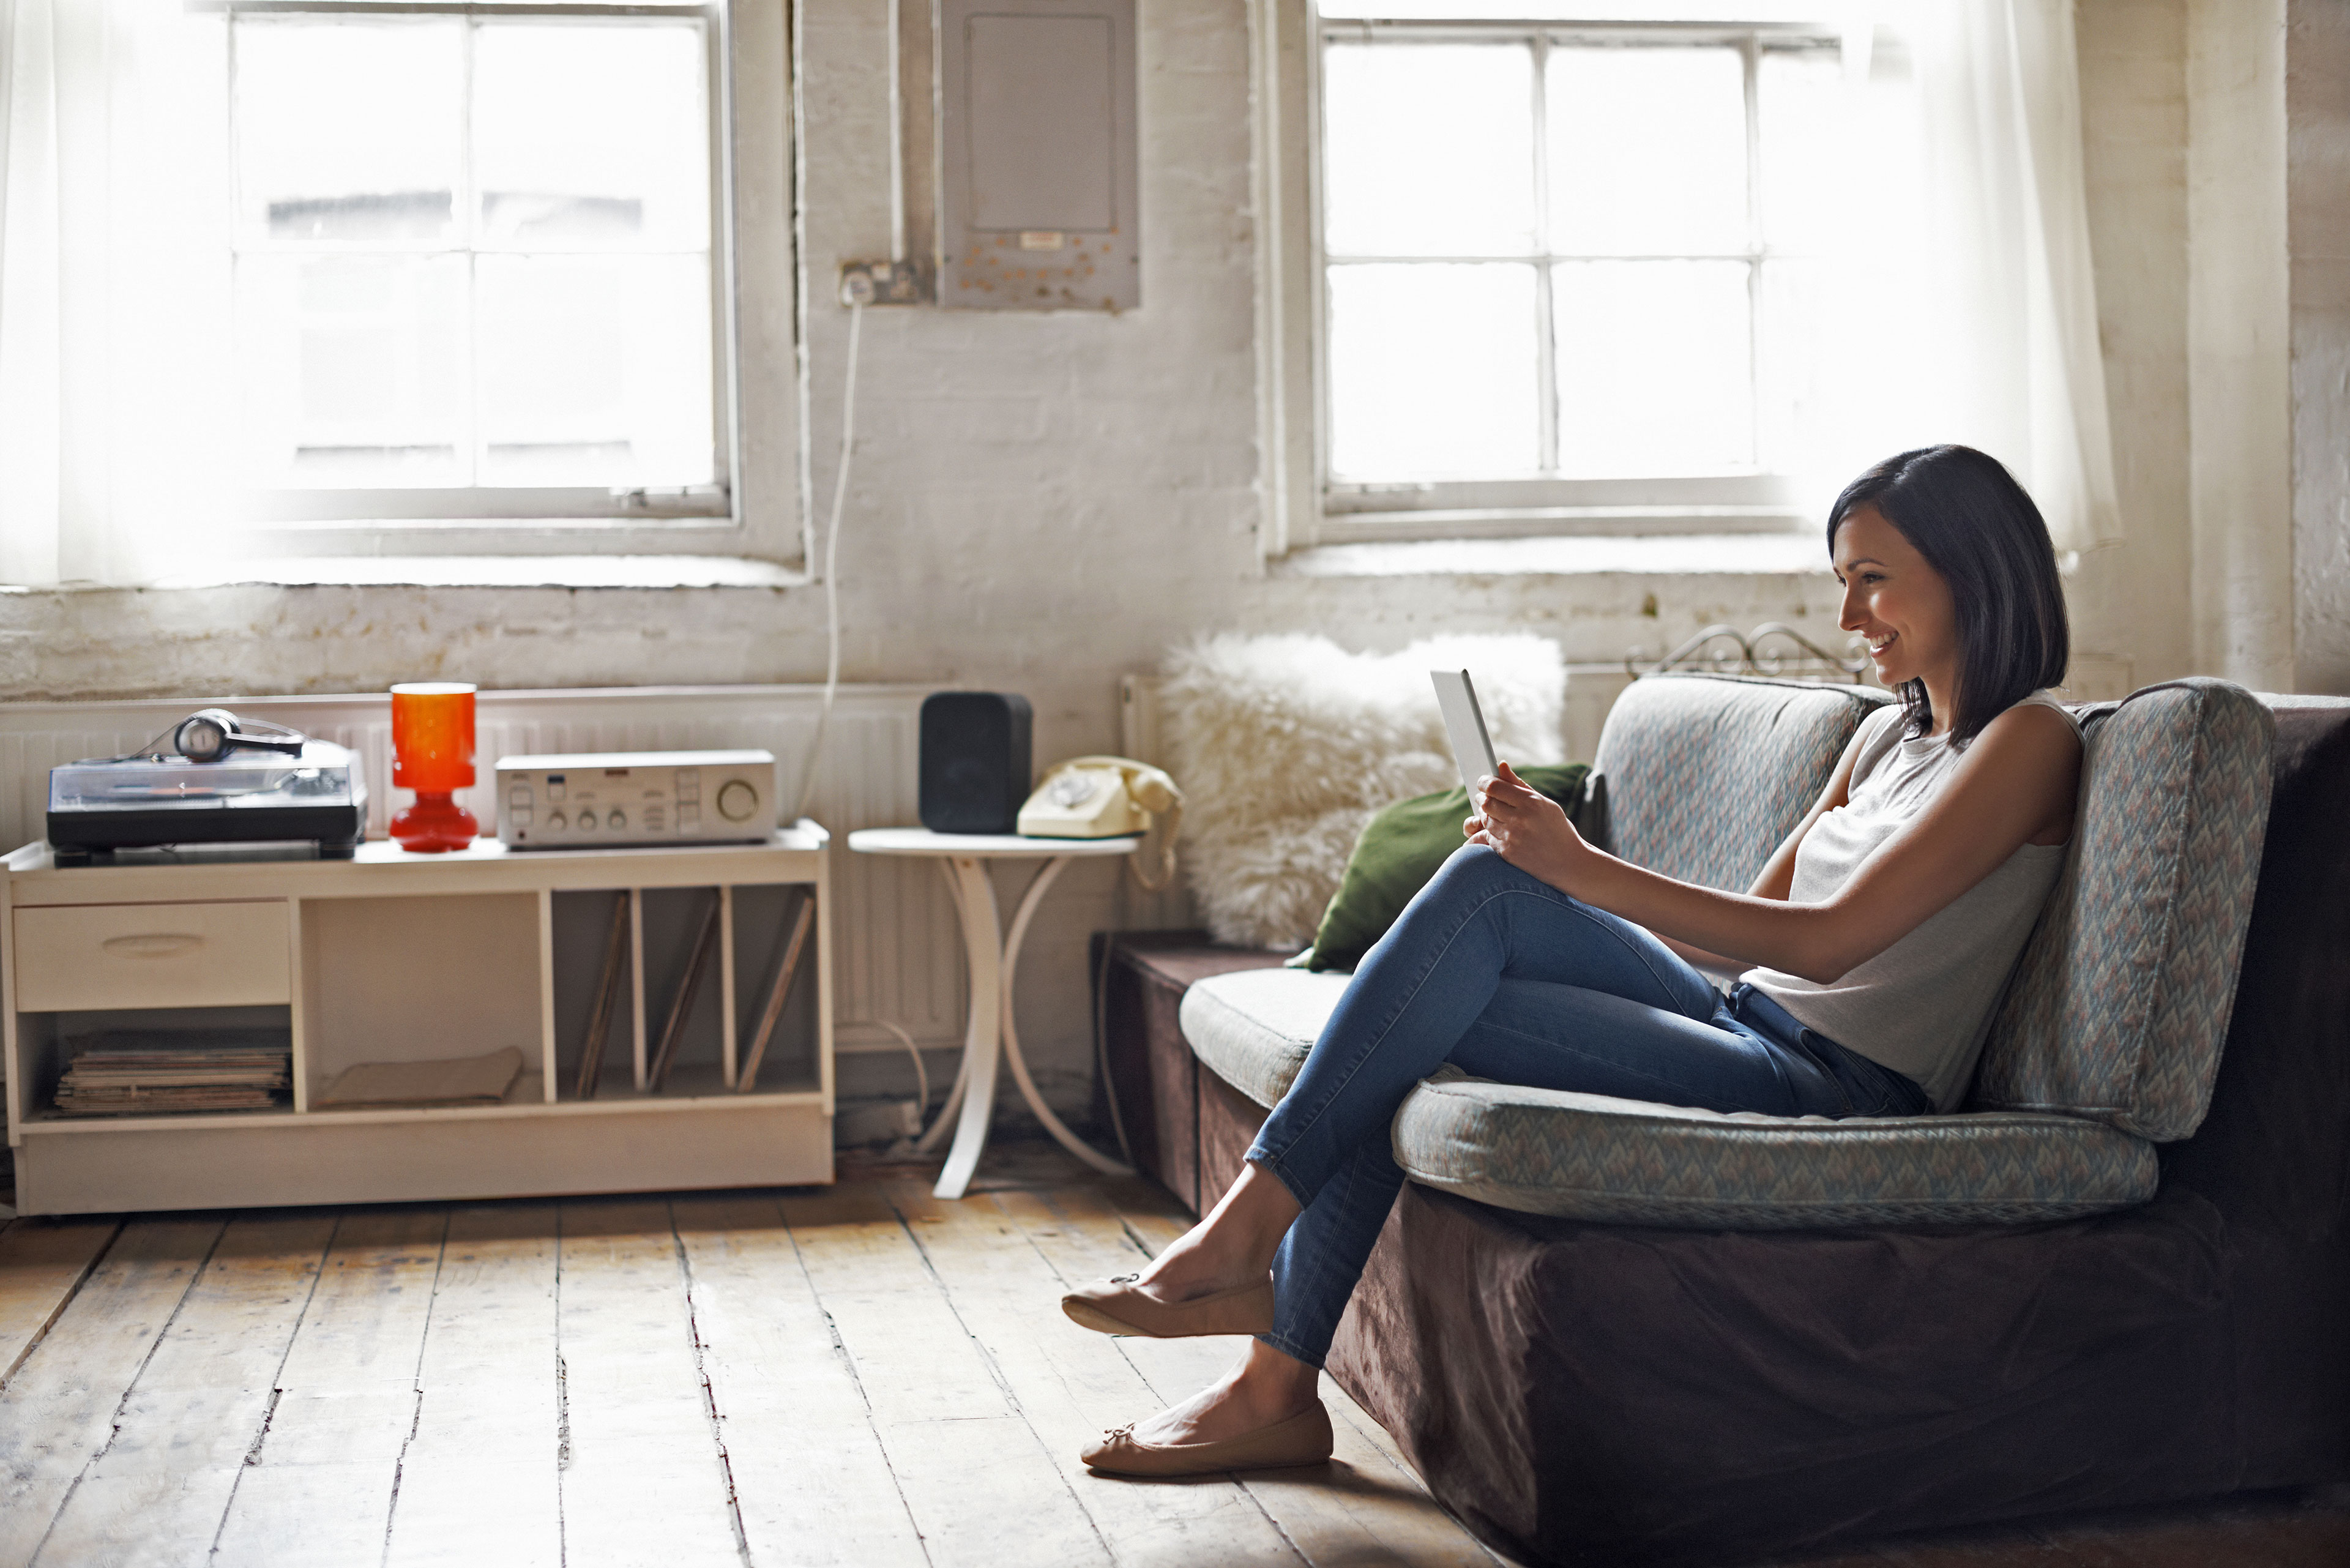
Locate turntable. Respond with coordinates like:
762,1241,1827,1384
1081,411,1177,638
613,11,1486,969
48,709,368,862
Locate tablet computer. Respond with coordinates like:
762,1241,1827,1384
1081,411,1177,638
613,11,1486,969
1430,670,1499,799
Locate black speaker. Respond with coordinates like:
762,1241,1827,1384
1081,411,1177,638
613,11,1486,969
919,692,1033,835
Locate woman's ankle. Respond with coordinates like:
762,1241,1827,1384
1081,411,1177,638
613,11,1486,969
1133,1165,1300,1296
1229,1340,1321,1420
1134,1229,1255,1297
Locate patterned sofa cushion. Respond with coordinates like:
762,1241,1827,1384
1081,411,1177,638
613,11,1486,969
1591,673,1892,890
1971,679,2274,1141
1180,968,1345,1110
1390,1076,2157,1228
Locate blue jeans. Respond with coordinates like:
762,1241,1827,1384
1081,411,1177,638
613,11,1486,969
1245,845,1929,1368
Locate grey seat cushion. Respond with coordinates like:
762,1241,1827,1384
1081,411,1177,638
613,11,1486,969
1392,1076,2157,1228
1180,968,2157,1228
1180,968,1344,1109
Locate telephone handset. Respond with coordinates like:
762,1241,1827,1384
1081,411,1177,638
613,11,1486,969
1018,755,1183,891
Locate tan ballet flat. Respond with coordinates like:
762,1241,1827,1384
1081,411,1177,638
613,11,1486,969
1081,1402,1334,1477
1060,1272,1275,1338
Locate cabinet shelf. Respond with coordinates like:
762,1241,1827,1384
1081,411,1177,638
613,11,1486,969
12,1082,828,1136
2,828,835,1214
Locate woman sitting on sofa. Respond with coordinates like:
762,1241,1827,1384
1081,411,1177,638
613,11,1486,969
1061,444,2087,1478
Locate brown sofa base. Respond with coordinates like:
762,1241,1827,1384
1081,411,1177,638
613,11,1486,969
1089,930,1288,1212
1184,1066,2262,1567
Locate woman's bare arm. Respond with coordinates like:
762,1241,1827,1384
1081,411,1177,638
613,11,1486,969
1471,703,2081,984
1537,721,1874,975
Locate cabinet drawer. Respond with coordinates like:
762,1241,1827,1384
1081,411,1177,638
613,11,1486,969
14,902,292,1012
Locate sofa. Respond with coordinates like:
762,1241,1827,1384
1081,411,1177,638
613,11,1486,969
1093,672,2350,1565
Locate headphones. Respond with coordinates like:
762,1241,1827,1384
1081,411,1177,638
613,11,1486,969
169,709,308,763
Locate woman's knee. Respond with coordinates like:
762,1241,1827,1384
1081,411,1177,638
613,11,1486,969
1425,843,1550,904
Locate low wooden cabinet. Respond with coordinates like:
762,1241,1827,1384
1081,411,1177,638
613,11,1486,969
1,828,834,1215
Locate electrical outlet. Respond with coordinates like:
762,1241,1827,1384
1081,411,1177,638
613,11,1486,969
838,259,928,307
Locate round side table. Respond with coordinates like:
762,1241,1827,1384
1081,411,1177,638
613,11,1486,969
847,827,1140,1199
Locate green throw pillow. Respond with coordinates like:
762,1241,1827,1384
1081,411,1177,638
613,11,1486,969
1300,763,1594,973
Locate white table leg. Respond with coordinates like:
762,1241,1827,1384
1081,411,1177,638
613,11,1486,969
914,862,972,1154
933,855,1004,1200
922,854,1136,1194
996,859,1133,1178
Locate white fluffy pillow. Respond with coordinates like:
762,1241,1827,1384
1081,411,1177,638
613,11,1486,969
1161,632,1565,949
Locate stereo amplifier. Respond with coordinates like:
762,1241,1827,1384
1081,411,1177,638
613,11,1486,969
494,750,778,849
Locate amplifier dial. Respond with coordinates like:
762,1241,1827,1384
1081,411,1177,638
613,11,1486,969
717,779,758,823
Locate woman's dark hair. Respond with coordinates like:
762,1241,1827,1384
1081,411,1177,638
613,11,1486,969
1827,445,2069,747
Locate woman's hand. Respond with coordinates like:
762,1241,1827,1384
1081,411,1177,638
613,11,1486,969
1464,761,1592,893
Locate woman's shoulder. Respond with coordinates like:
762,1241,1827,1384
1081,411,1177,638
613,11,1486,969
1988,690,2086,748
2008,689,2085,732
1953,693,2084,813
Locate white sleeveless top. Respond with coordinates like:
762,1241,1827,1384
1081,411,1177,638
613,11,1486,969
1740,691,2080,1112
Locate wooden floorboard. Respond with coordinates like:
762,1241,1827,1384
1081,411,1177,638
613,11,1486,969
778,1183,1116,1568
886,1178,1308,1568
0,1141,2341,1568
673,1193,930,1568
34,1212,336,1568
554,1198,744,1568
0,1215,224,1566
384,1201,564,1568
211,1207,446,1567
0,1217,122,1386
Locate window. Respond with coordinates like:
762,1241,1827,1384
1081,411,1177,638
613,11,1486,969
229,8,723,518
1259,3,1923,550
12,0,799,578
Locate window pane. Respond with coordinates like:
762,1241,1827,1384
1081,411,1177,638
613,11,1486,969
1758,48,1843,253
475,255,715,488
234,19,463,245
1547,47,1747,255
236,254,471,488
1758,257,1829,472
473,20,710,249
1553,260,1753,474
1328,263,1539,479
1322,43,1536,258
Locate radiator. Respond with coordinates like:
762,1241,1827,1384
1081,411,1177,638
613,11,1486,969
0,685,966,1056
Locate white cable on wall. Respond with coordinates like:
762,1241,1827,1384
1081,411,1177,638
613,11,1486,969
791,297,866,823
870,1016,931,1116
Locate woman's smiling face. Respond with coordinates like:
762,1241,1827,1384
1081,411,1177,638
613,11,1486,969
1833,504,1961,716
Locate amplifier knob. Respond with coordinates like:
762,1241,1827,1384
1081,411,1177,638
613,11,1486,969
717,779,758,823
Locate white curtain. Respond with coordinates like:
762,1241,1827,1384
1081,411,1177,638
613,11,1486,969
1811,0,2122,554
0,0,66,587
0,0,233,589
1913,0,2121,553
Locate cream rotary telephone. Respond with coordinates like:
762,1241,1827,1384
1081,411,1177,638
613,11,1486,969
1018,756,1183,890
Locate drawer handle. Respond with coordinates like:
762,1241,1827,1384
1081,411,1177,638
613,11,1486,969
102,933,205,959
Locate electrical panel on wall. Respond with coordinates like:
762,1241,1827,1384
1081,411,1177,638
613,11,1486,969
938,0,1140,312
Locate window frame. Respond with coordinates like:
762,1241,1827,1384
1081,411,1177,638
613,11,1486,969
195,0,800,568
1258,6,1846,553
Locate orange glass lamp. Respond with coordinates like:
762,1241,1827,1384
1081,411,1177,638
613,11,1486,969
389,682,479,853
